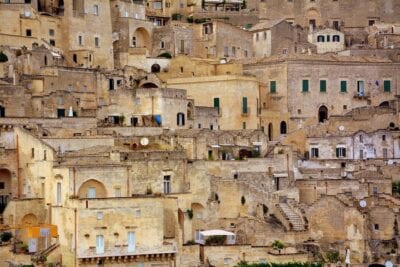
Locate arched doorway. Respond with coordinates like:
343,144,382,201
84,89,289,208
177,112,185,126
268,123,273,141
78,179,107,198
141,82,158,88
318,106,328,123
379,101,389,108
22,213,38,226
133,27,151,48
0,169,11,213
280,121,287,134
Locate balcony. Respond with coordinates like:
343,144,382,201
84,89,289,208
353,92,370,100
78,244,176,263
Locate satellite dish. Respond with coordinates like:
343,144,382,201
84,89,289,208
339,125,345,131
359,200,367,208
140,137,149,146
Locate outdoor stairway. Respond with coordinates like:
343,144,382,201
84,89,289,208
277,203,305,231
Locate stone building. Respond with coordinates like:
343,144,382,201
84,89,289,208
308,28,345,54
251,19,312,58
244,55,400,139
192,20,253,60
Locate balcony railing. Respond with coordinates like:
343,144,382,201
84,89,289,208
78,244,176,260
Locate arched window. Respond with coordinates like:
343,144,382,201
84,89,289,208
318,105,328,123
280,121,287,134
333,35,340,42
177,113,185,126
151,63,160,73
317,35,325,42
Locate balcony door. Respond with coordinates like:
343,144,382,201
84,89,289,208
96,235,104,254
128,232,136,253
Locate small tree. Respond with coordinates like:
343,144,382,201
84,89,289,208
326,250,340,263
0,51,8,63
187,209,193,219
0,232,12,242
272,240,285,254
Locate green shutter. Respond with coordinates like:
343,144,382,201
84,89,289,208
302,80,309,92
340,81,347,92
384,80,391,92
213,97,220,108
336,148,339,157
270,81,276,93
343,148,346,157
242,97,248,113
320,80,326,92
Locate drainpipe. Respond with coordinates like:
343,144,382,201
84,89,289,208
16,134,20,198
74,208,77,267
73,167,76,196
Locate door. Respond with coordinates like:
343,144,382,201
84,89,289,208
127,232,136,253
96,235,104,254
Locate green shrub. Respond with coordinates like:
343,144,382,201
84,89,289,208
158,52,172,59
272,240,285,252
0,51,8,62
186,209,193,219
326,250,340,263
0,232,12,242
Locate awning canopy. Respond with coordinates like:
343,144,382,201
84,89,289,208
200,230,235,236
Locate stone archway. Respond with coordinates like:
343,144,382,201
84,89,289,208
133,27,151,49
306,8,322,29
78,179,107,198
318,105,328,123
22,213,38,226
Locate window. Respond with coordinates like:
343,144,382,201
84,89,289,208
127,232,136,253
302,80,309,92
264,31,267,40
359,135,363,142
198,124,201,129
0,182,4,189
244,50,248,58
357,81,365,96
97,212,103,220
374,224,379,230
243,122,246,129
57,109,65,118
49,39,55,46
333,35,340,42
26,29,32,36
73,54,77,63
280,121,287,134
369,20,375,26
93,5,99,15
340,80,347,92
311,147,319,158
160,41,165,48
336,146,346,158
96,235,104,254
242,97,248,114
87,187,96,198
224,46,228,57
180,40,185,54
326,35,331,42
213,97,220,111
317,35,325,42
56,182,61,205
114,187,121,197
131,36,136,47
31,148,35,158
163,175,171,194
333,21,340,30
320,80,327,92
78,35,83,46
232,47,236,57
43,150,47,160
384,80,391,92
49,29,55,36
177,113,185,126
109,79,114,90
135,209,141,218
383,148,388,158
256,33,259,41
94,37,100,47
382,135,386,141
270,81,276,93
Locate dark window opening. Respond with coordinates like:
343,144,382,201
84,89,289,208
57,109,65,118
109,79,114,90
280,121,287,134
26,29,32,36
318,105,328,123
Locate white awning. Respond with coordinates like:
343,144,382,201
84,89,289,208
200,230,235,236
51,51,61,58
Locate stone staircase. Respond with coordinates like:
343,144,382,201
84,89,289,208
276,203,306,231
